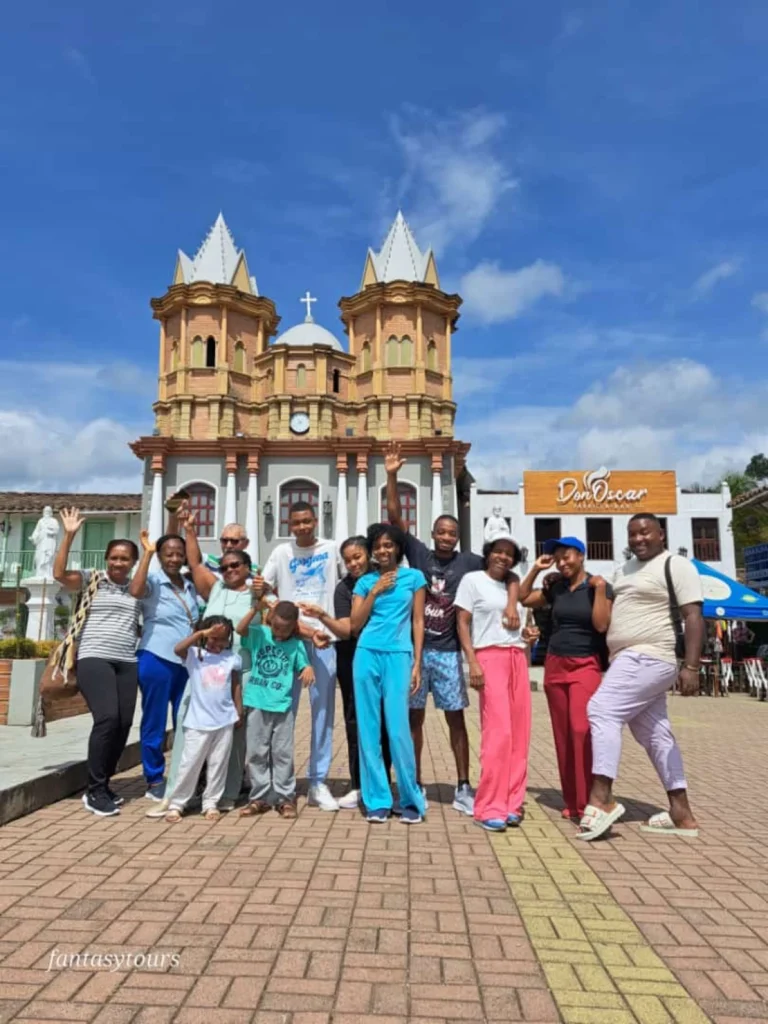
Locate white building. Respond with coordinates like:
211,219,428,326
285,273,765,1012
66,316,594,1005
470,469,736,579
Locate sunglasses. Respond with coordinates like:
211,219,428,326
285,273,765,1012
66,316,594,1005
221,562,243,571
220,537,243,545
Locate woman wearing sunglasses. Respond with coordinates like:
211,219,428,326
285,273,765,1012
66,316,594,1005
147,518,257,816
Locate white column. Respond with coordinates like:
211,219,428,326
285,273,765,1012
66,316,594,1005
245,471,259,566
356,463,369,536
432,469,444,523
224,471,237,526
335,470,349,546
148,470,164,542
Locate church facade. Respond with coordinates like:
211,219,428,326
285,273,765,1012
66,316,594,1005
130,212,472,563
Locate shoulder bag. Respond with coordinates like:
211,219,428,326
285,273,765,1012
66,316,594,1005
663,556,686,661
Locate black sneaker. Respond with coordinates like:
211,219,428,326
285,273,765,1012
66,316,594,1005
82,792,120,817
106,787,124,806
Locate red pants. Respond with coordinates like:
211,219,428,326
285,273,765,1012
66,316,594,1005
474,646,531,822
543,654,602,817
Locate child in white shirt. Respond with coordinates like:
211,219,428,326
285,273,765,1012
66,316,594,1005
165,615,243,822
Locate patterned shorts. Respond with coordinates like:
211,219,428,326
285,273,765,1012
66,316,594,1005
410,649,469,712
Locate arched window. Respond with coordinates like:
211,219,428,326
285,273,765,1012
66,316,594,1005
386,335,399,367
186,483,216,539
332,368,340,393
296,364,307,389
170,343,179,371
381,482,417,535
191,336,204,368
361,343,372,372
279,479,319,538
427,341,438,371
234,342,245,373
205,336,216,368
400,335,413,365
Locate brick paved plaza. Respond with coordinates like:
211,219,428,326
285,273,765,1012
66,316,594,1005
1,691,767,1024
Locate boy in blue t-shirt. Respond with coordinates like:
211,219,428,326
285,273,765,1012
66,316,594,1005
236,600,314,818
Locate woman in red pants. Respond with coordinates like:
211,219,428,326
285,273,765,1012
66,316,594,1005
520,538,613,822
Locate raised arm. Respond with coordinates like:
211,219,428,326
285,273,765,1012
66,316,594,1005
174,629,205,659
128,530,155,599
53,508,86,592
384,441,407,530
182,515,218,600
588,576,612,634
236,594,268,637
519,555,555,609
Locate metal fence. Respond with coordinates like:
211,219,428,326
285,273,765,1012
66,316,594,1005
0,550,105,586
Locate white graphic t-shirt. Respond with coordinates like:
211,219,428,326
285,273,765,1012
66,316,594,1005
184,648,242,731
263,539,340,638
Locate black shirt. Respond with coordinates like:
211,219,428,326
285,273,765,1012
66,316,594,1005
334,575,356,667
404,535,483,652
546,575,614,658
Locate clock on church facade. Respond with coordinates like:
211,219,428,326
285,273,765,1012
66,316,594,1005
130,211,472,563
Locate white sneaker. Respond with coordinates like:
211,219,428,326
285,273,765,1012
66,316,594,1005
308,783,339,811
421,786,429,811
337,789,360,810
452,783,475,817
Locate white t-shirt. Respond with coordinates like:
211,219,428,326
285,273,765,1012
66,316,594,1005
184,648,242,731
263,539,340,638
454,571,527,651
608,553,703,666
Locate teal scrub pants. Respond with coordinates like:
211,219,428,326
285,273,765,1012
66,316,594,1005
352,648,425,816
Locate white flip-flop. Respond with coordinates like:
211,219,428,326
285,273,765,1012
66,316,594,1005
576,802,626,842
639,811,699,838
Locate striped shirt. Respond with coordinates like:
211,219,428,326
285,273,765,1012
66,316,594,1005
77,571,140,663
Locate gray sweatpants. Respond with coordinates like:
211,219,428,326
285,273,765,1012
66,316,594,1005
246,706,295,804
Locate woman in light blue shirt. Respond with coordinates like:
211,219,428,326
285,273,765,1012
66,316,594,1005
351,523,426,825
130,531,198,800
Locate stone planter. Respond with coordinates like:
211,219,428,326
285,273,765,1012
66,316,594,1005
0,659,88,726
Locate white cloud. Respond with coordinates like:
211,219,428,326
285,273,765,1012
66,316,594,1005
459,259,566,324
63,47,96,85
457,357,768,490
390,108,517,253
691,259,741,299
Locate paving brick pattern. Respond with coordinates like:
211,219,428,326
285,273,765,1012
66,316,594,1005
0,691,766,1023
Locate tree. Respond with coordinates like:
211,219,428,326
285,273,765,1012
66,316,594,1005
724,470,768,566
746,453,768,482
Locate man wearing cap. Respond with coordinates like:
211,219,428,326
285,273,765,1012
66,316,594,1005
520,537,612,822
385,442,519,816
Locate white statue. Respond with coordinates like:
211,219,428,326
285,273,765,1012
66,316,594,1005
30,506,60,579
484,506,509,542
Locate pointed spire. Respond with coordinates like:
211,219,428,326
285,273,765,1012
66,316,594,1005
174,213,258,294
363,210,438,287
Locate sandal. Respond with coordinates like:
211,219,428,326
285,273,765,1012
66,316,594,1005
165,809,182,823
204,808,221,821
576,802,625,842
240,801,271,817
639,811,699,838
277,802,297,819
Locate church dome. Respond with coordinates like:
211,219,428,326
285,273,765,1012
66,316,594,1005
274,291,345,352
275,321,344,352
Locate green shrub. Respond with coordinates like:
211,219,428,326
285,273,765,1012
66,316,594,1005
35,640,58,659
0,638,38,659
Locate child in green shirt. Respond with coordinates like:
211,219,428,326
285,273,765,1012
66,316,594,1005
237,599,314,818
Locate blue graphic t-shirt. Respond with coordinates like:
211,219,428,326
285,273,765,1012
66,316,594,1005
353,567,427,653
263,539,340,640
240,624,310,713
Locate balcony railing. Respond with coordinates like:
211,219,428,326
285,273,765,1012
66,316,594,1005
587,541,614,561
0,550,106,585
693,538,721,562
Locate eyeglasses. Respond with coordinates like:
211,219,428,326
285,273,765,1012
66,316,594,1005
220,537,243,546
221,562,242,571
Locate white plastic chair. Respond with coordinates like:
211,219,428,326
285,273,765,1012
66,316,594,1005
720,657,733,695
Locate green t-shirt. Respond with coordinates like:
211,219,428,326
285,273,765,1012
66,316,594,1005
241,624,309,713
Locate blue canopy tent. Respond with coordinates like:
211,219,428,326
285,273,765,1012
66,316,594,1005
692,559,768,620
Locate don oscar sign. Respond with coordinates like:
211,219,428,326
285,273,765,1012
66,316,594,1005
524,468,678,515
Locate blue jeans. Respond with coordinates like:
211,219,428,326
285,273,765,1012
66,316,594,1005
292,644,337,787
137,650,188,786
352,648,424,816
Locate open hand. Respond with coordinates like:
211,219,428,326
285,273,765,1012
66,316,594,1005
202,623,229,643
384,440,406,475
372,570,397,596
298,602,325,620
534,553,555,572
139,529,156,555
60,507,84,536
299,666,315,688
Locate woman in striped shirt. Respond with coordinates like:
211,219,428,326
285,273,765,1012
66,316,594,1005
53,508,141,818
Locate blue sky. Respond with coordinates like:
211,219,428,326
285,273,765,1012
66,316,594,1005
2,0,768,491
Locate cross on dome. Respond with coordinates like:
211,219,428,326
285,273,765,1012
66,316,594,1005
300,290,317,323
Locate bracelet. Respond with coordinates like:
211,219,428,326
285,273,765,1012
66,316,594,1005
683,664,700,672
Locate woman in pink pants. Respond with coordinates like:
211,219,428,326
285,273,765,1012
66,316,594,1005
455,534,531,832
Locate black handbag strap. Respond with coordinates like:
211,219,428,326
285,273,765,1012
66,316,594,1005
664,555,685,651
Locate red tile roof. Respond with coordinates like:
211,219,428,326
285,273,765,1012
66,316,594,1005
729,484,768,509
0,493,142,514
